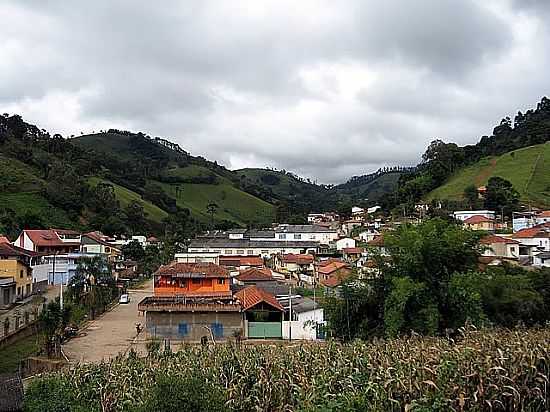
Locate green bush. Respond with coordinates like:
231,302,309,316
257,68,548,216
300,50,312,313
140,373,227,412
24,376,94,412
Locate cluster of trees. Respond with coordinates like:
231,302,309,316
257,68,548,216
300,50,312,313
380,96,550,214
324,219,550,340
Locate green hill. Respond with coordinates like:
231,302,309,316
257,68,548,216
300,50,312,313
87,177,169,224
427,142,550,207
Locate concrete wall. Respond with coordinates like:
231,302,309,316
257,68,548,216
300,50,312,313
145,311,243,342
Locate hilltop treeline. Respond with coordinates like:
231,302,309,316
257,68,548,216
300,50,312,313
382,96,550,211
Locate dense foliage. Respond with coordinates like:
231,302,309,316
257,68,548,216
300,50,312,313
24,328,550,411
324,219,550,340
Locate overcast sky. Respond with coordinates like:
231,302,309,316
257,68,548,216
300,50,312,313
1,1,549,183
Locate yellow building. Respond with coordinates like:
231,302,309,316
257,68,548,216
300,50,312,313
0,243,35,301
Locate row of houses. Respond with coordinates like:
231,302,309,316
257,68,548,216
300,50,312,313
0,229,157,308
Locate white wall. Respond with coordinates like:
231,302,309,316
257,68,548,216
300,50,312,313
336,238,355,250
454,210,495,221
282,308,324,340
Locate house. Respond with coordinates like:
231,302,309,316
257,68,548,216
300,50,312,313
153,262,232,299
358,228,380,243
218,255,264,270
342,247,365,263
14,229,81,254
512,224,550,253
235,286,284,339
533,252,550,267
175,252,220,264
335,237,355,251
274,254,314,275
80,231,121,262
278,296,324,340
188,238,319,257
0,243,37,300
307,212,339,224
139,262,242,342
480,235,520,259
366,235,388,255
463,215,495,231
320,267,353,296
316,259,351,284
351,206,365,216
453,210,496,222
341,220,363,236
30,252,102,286
234,267,278,289
138,296,243,342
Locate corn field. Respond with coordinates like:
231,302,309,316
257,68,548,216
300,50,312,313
26,328,550,411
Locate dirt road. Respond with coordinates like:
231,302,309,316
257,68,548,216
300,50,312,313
62,280,153,363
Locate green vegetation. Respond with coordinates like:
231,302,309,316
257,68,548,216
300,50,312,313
0,193,75,230
158,180,275,226
0,334,40,373
428,142,550,207
88,177,168,223
24,328,550,411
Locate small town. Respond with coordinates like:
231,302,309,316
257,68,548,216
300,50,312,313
2,2,550,411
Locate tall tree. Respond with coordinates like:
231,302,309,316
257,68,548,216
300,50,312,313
484,177,519,218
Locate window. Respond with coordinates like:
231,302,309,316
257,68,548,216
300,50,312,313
294,234,301,240
178,322,188,337
279,234,286,240
236,249,245,254
105,247,111,253
310,234,316,240
211,323,223,338
261,250,269,254
213,250,221,253
20,270,24,278
217,278,225,285
192,278,201,284
247,250,254,255
225,250,232,254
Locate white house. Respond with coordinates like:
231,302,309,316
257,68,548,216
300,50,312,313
280,296,324,340
480,235,520,259
535,211,550,225
351,206,365,215
512,225,550,252
453,210,496,222
358,228,380,242
533,252,550,267
335,237,356,251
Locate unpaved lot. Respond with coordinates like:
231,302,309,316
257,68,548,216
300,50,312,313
63,280,152,363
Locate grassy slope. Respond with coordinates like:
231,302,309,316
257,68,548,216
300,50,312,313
236,168,325,199
427,142,550,207
0,334,40,373
157,179,275,225
88,177,168,223
0,154,76,228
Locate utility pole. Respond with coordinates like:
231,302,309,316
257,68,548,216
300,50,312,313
288,284,292,342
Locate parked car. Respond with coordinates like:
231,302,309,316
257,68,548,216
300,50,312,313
119,294,130,304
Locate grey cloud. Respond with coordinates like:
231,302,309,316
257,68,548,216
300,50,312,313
1,0,549,183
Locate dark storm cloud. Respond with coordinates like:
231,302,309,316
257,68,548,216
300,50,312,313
1,0,549,183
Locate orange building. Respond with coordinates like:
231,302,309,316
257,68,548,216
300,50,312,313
153,262,231,299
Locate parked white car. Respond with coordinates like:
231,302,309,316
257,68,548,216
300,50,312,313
119,294,130,304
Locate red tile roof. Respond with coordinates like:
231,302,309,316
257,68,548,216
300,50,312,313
235,286,284,311
24,230,80,247
321,269,352,288
0,236,10,244
83,231,118,248
317,261,349,275
512,224,550,239
281,254,314,265
0,243,38,257
464,215,494,224
480,235,519,245
537,211,550,218
155,262,230,278
236,268,273,282
343,247,364,254
218,255,264,267
367,235,385,246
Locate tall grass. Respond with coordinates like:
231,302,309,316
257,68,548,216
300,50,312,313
25,328,549,411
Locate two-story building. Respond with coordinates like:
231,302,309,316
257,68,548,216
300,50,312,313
0,243,36,301
14,229,81,254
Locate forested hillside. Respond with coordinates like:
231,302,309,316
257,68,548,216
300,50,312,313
382,96,550,213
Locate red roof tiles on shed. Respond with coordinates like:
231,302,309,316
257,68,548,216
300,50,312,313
281,254,314,264
236,268,273,282
480,235,519,245
218,255,264,267
235,286,284,311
